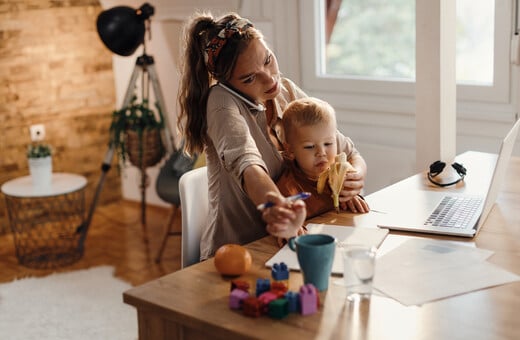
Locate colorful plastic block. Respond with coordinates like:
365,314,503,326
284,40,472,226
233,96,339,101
258,291,278,314
270,281,288,296
271,262,289,281
268,298,289,319
256,278,271,297
284,291,300,313
300,284,318,315
230,279,250,293
229,288,250,309
242,296,263,317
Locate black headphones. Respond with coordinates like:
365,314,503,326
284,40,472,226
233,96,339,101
427,160,467,187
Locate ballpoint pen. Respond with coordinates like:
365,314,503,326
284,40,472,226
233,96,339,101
256,192,312,210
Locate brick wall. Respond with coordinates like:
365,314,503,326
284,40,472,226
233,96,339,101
0,1,121,234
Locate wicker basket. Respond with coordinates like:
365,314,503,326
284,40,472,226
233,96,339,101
125,129,164,168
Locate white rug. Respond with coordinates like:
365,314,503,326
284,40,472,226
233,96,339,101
0,266,137,340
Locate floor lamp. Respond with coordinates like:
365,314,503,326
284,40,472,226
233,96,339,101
79,3,174,244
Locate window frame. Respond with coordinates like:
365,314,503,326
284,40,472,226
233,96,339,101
299,0,513,111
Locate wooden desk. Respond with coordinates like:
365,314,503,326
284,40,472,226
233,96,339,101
124,152,520,340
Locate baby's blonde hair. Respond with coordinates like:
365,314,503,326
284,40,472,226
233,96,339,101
282,97,336,143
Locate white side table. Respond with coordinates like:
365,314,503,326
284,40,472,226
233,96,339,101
1,173,88,269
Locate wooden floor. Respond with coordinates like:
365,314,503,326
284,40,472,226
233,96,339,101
0,200,181,286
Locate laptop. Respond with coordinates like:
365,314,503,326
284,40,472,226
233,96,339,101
375,118,520,237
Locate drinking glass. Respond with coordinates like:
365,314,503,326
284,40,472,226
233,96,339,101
340,244,377,301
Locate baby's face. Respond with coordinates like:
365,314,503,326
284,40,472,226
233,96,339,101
286,121,337,180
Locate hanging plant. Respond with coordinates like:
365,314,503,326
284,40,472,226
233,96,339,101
109,95,165,168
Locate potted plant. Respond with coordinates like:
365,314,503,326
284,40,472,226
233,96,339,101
27,142,53,186
109,95,165,169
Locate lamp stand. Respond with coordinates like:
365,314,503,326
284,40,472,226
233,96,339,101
78,53,174,244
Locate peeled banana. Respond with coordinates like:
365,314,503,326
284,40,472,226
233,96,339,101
316,152,356,212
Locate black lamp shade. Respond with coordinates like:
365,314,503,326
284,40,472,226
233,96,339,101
97,6,146,56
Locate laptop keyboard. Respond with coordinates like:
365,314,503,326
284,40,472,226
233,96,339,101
424,196,483,229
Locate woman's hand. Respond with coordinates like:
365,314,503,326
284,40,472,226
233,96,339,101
338,154,368,211
339,171,365,201
261,191,307,240
276,225,307,247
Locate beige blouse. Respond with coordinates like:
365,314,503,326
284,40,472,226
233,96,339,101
201,78,307,259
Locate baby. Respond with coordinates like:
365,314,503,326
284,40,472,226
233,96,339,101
277,97,369,218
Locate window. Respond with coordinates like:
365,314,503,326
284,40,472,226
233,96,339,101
325,0,494,85
300,0,513,108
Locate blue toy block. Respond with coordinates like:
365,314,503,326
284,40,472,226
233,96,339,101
271,262,289,281
299,284,318,315
229,288,250,310
256,278,271,297
268,298,289,319
284,291,300,313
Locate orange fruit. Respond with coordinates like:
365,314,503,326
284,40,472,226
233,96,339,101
214,244,252,276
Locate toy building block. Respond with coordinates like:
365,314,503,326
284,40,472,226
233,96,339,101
256,278,271,297
258,291,278,314
230,279,250,293
242,296,263,318
229,288,250,310
271,262,289,281
299,284,318,315
284,291,300,313
270,281,288,296
268,298,289,319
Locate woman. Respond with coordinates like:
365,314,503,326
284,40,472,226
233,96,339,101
177,12,367,260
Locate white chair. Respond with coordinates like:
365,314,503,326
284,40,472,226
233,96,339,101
179,166,208,268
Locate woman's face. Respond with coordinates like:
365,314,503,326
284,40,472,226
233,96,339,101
227,38,281,104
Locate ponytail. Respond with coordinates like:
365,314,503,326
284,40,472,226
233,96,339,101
178,13,214,154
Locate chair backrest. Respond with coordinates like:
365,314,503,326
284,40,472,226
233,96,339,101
179,166,208,268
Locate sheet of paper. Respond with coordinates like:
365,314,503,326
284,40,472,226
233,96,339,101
265,224,389,275
373,238,520,306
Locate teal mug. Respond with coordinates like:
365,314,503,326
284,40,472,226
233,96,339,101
288,234,336,291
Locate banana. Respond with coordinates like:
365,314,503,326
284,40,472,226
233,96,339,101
316,169,329,194
316,152,357,212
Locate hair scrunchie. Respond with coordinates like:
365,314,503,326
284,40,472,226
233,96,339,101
204,18,253,75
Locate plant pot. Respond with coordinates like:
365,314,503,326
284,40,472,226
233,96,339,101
125,129,164,168
28,156,52,186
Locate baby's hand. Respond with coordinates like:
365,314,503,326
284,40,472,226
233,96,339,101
342,194,370,213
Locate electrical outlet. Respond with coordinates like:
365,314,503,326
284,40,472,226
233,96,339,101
29,124,46,142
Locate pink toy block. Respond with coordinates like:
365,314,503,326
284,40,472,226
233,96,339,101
258,291,278,314
299,284,318,315
229,288,250,309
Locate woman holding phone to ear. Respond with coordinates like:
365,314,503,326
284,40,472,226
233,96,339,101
177,12,367,260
